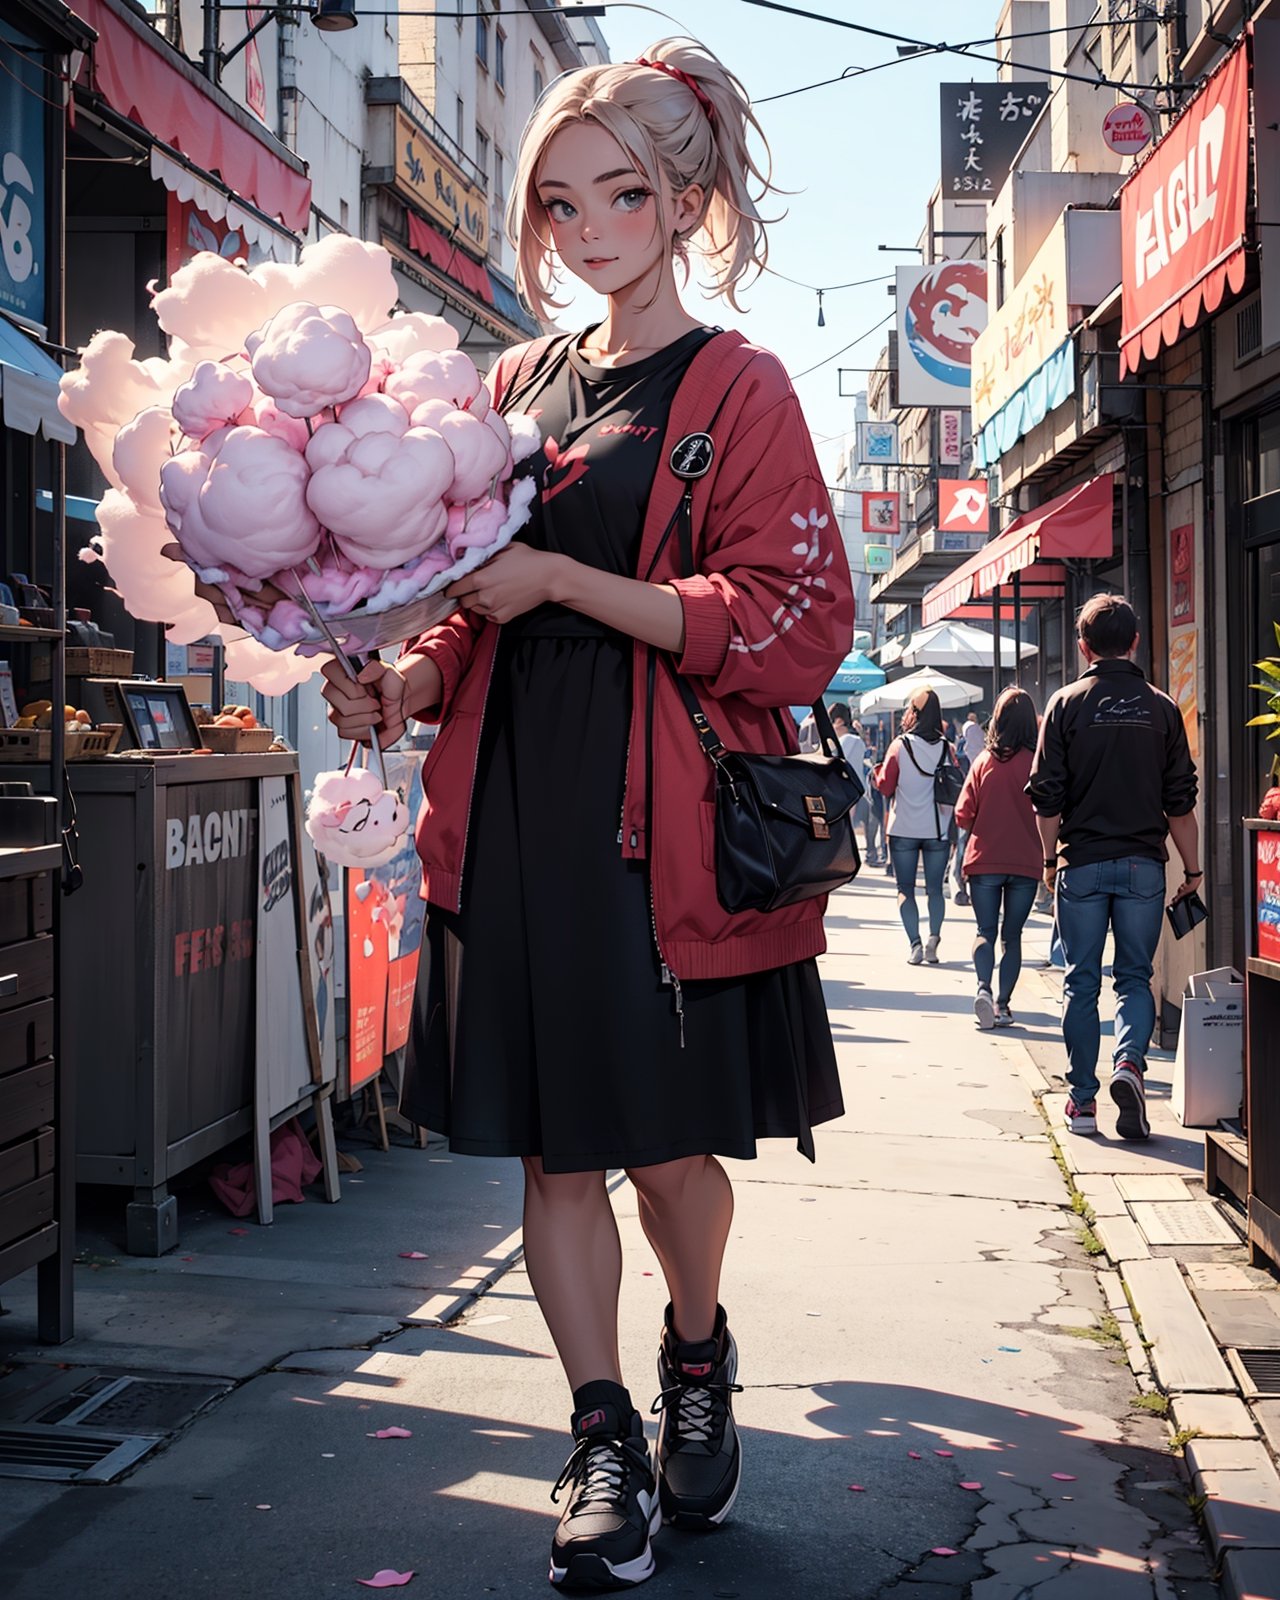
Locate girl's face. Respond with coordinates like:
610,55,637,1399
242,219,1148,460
535,119,700,300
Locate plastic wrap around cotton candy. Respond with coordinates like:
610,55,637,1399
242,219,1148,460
305,766,410,869
58,236,539,685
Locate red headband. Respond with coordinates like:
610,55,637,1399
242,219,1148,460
636,58,717,126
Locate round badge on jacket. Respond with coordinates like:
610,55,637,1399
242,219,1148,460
670,433,715,480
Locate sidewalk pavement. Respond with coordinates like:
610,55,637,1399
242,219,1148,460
0,868,1252,1598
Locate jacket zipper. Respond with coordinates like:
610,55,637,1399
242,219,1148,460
642,644,685,1047
456,633,500,909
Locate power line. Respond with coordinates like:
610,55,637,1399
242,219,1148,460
789,311,894,383
739,0,1174,99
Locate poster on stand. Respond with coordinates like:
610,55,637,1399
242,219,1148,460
161,780,258,1135
301,845,338,1089
257,774,323,1119
344,751,428,1095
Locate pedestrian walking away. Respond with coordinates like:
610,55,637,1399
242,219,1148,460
1027,594,1201,1140
875,687,961,965
954,687,1042,1032
322,40,854,1593
862,745,885,865
830,703,869,855
951,711,987,905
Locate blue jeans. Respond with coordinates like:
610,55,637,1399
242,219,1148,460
968,873,1038,1004
1056,855,1166,1105
890,836,949,947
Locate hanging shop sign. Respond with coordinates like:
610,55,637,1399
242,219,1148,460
938,479,990,534
865,543,894,572
939,409,963,466
1171,522,1196,626
1103,102,1154,157
856,420,899,467
0,25,47,327
896,261,989,408
1119,41,1249,376
940,81,1049,199
862,492,901,535
394,109,489,258
245,7,268,122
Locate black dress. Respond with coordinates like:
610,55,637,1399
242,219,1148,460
402,330,843,1173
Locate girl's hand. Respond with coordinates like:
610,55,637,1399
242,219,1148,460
445,545,566,625
321,658,408,749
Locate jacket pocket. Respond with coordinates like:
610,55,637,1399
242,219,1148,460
699,801,717,873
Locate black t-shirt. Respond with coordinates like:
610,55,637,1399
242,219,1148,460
507,327,717,588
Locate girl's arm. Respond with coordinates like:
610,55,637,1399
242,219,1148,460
954,757,981,832
874,742,900,797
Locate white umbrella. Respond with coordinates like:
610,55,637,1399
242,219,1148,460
859,668,984,715
899,620,1036,670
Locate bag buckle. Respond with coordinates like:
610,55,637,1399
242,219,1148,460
804,796,830,840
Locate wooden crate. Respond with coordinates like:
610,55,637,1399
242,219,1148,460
0,727,121,762
199,725,275,754
31,647,134,682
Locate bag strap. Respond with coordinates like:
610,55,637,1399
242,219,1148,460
901,733,951,839
499,331,575,416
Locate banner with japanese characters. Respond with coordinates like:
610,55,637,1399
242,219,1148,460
940,81,1049,199
896,262,989,408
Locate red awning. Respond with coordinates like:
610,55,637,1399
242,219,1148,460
923,473,1114,627
74,0,310,232
407,211,495,307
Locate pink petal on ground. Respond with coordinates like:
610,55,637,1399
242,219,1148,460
847,1484,866,1492
369,1427,413,1439
908,1452,922,1460
959,1482,983,1491
357,1573,414,1589
934,1450,953,1457
931,1547,958,1557
228,1228,249,1237
1051,1473,1076,1482
397,1251,429,1260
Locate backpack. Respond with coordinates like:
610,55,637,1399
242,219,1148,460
903,734,963,838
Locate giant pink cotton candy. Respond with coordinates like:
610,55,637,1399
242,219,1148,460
172,361,254,441
58,331,176,485
287,556,384,614
112,406,178,513
367,313,458,365
94,489,220,636
306,767,410,869
251,395,311,452
445,498,506,559
483,407,514,478
151,252,269,353
247,301,372,419
160,425,321,580
385,349,482,415
306,400,454,570
260,234,398,334
222,634,317,695
429,407,509,505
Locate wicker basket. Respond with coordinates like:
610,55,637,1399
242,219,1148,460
199,725,274,754
31,648,135,682
0,726,121,762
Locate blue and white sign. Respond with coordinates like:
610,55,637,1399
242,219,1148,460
856,420,899,468
0,27,46,327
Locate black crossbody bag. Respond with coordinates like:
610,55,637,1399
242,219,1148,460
652,418,864,916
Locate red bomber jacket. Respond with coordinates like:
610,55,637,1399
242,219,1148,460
397,330,855,982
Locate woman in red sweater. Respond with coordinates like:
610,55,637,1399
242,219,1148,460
954,687,1043,1029
323,39,852,1592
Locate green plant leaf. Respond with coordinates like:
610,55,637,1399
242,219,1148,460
1246,714,1280,727
1273,620,1280,651
1254,660,1280,681
1248,685,1280,697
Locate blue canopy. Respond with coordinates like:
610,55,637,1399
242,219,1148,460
827,649,886,695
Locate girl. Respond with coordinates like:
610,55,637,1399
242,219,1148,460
323,39,852,1592
874,688,960,964
954,685,1042,1029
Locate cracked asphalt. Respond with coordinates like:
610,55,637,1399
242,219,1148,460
0,872,1224,1597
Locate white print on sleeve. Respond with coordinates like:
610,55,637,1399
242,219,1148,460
728,507,834,655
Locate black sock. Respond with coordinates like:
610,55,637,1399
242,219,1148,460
572,1379,635,1423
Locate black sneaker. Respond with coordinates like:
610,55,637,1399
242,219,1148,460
1110,1063,1150,1142
550,1401,658,1589
652,1304,743,1529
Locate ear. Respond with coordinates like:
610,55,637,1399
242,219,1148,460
672,182,706,237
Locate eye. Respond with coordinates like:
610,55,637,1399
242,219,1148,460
614,187,651,212
543,198,576,222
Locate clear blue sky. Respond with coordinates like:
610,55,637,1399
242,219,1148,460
558,0,1002,479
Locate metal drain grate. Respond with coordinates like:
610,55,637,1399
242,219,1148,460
39,1377,224,1434
1228,1348,1280,1399
0,1423,160,1483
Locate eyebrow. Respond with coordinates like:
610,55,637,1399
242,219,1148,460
538,168,642,191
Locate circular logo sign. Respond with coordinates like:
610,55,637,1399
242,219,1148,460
1102,103,1154,156
670,433,715,480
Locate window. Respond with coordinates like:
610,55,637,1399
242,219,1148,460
494,148,505,203
455,95,465,154
476,127,489,185
532,49,545,102
476,12,489,69
495,28,507,91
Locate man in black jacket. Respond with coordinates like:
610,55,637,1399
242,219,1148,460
1027,595,1201,1140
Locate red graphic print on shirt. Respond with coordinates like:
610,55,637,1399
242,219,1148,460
541,435,592,504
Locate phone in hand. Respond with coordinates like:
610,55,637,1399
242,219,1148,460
1166,890,1208,940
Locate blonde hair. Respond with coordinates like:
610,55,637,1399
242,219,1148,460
508,38,777,320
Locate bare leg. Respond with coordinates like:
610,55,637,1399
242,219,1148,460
521,1157,623,1391
627,1155,734,1342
